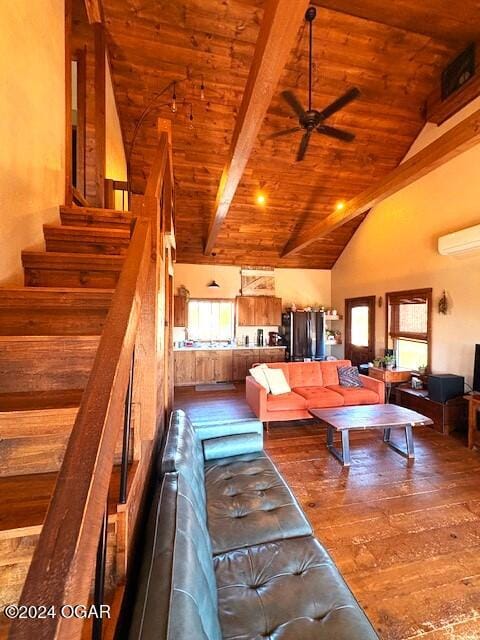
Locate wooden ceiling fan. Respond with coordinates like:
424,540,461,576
268,6,360,161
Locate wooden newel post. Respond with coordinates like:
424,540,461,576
131,193,161,442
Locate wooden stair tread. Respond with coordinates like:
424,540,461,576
44,224,131,239
22,252,124,288
0,287,114,307
22,251,125,266
60,205,134,218
43,225,131,256
0,288,114,336
0,389,84,412
0,464,136,536
0,335,99,394
60,206,134,230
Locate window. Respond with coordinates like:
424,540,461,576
188,299,234,341
350,306,369,347
386,289,432,371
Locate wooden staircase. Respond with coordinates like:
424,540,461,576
0,205,137,633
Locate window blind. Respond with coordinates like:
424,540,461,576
388,289,431,341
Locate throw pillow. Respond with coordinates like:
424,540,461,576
249,364,270,392
263,367,291,396
338,365,363,388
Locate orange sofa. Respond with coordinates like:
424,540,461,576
246,360,385,425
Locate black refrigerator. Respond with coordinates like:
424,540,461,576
281,311,326,361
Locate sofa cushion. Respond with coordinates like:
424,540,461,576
319,360,352,387
262,362,290,383
214,536,379,640
267,391,307,411
264,367,291,395
205,452,312,554
338,365,363,388
286,362,324,388
293,386,344,408
327,385,380,405
161,409,204,474
203,432,263,461
249,364,270,391
128,473,222,640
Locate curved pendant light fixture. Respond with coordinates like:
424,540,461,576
207,253,220,288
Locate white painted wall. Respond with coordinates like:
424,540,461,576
0,0,65,284
331,97,480,385
173,263,332,344
174,264,331,308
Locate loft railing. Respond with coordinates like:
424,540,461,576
10,127,174,640
104,179,130,211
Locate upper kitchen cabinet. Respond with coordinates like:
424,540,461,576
236,296,256,326
174,295,188,327
236,296,282,326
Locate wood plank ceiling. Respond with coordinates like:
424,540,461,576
103,0,479,268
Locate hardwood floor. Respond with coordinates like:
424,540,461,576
175,384,480,640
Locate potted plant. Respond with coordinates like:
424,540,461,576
383,355,395,370
372,357,382,368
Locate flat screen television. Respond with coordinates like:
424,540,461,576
474,344,480,392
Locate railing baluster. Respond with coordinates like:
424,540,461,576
92,506,108,640
120,349,135,504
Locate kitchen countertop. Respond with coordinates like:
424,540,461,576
174,345,286,352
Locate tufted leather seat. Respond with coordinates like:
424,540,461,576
205,452,312,554
214,536,378,640
128,410,379,640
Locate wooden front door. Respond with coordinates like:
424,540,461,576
345,296,376,366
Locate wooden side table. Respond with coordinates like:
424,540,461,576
396,385,467,436
464,393,480,449
369,367,412,403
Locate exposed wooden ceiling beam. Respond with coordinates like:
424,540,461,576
282,107,480,257
204,0,310,256
84,0,103,23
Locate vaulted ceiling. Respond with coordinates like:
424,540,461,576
102,0,479,267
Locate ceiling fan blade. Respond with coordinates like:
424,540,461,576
296,131,311,161
317,124,355,142
266,126,302,140
318,87,360,121
281,90,306,118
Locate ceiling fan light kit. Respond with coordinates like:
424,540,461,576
269,6,360,161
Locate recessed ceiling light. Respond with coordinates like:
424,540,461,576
256,192,266,206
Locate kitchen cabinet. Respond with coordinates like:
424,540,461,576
259,348,285,364
195,351,216,383
236,296,282,326
174,348,285,385
174,350,196,385
213,350,233,382
232,349,260,381
195,350,233,384
236,296,256,326
174,295,187,327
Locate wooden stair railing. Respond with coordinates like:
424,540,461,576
10,129,173,640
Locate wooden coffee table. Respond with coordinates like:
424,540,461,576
309,404,433,467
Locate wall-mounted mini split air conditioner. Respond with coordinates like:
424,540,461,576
438,223,480,256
